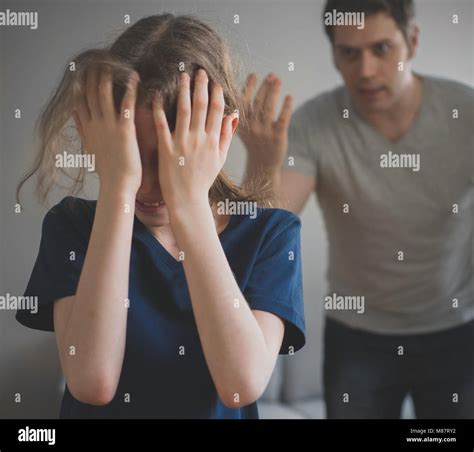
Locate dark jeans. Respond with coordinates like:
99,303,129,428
323,317,474,419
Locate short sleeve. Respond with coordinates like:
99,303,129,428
16,198,89,332
244,211,306,354
282,102,318,179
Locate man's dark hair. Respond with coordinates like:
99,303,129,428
323,0,415,42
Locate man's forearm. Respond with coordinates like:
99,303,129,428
243,158,289,209
243,157,280,188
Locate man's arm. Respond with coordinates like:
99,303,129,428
275,169,315,215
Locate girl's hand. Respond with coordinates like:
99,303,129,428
152,69,238,211
73,67,142,195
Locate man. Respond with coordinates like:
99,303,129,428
240,0,473,419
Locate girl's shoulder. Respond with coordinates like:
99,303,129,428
48,196,96,217
252,207,301,232
254,206,301,224
227,206,301,242
42,196,96,238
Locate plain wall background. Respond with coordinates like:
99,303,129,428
1,0,472,418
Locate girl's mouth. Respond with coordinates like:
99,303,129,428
136,198,166,213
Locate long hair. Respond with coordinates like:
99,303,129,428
16,14,274,207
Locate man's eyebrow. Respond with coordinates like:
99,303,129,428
370,39,393,46
335,39,393,50
335,44,359,50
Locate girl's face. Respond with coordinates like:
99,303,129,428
133,106,170,228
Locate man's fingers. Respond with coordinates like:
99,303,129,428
253,73,274,119
274,95,293,135
242,73,257,105
262,77,282,126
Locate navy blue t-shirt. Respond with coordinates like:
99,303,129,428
16,196,306,419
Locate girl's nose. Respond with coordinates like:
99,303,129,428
139,162,159,193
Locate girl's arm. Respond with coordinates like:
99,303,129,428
153,69,285,408
53,68,142,405
171,203,285,408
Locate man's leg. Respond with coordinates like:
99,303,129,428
410,320,474,419
323,317,409,419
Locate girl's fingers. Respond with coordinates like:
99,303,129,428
120,71,140,122
98,67,115,119
274,95,293,135
86,67,101,117
205,81,225,136
190,69,209,132
152,92,173,152
175,72,191,136
262,78,282,126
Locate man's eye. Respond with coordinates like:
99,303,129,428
339,48,357,59
374,43,390,56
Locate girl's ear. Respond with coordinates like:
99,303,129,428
231,111,239,136
219,110,239,155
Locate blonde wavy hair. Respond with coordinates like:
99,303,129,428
16,13,274,207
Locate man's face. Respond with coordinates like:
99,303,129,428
332,12,417,114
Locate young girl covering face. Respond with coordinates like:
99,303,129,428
16,14,305,419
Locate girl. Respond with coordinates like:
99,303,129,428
16,14,305,419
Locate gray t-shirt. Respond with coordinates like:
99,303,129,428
284,74,474,334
